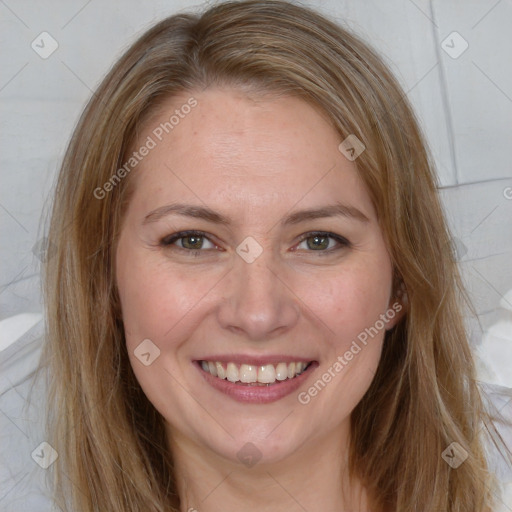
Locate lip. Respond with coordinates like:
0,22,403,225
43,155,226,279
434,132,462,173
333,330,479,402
194,359,319,404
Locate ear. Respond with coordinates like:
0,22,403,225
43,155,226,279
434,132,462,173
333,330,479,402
386,279,407,330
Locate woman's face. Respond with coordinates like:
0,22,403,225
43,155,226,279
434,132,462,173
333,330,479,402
116,87,400,467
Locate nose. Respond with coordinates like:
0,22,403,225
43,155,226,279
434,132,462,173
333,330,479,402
216,253,300,342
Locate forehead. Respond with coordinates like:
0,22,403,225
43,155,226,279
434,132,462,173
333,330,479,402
126,87,374,221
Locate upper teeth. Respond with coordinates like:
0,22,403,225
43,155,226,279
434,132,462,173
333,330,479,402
201,361,309,384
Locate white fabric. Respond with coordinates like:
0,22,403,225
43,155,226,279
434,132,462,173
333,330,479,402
0,316,56,511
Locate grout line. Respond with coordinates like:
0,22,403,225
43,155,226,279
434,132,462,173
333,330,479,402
429,0,459,186
438,176,512,190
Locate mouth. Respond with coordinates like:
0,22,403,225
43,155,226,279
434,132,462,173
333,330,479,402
195,358,318,403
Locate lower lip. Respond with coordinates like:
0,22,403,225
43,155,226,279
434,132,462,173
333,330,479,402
195,361,318,404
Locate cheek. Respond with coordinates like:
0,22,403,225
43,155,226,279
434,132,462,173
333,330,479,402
295,260,393,417
301,258,393,349
116,240,212,417
116,227,212,337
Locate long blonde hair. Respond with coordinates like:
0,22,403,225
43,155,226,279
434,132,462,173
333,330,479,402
42,1,504,510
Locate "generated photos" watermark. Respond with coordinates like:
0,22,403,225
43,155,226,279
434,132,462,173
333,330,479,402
298,302,402,404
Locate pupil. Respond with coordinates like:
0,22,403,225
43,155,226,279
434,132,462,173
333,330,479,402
308,235,328,250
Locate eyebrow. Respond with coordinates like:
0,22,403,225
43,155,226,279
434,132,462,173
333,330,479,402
142,201,370,226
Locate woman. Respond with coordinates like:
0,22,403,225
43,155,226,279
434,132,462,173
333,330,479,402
42,1,511,510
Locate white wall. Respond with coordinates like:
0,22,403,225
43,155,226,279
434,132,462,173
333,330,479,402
0,0,511,373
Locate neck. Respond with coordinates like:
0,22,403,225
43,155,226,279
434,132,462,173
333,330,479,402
169,423,375,512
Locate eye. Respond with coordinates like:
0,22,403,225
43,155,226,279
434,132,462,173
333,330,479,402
294,231,350,253
160,230,218,252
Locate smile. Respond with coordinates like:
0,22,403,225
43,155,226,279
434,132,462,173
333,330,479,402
195,358,318,404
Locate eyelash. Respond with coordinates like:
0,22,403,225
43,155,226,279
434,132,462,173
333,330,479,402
159,230,351,256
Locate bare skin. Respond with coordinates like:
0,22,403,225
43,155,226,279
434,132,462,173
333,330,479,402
116,87,402,511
